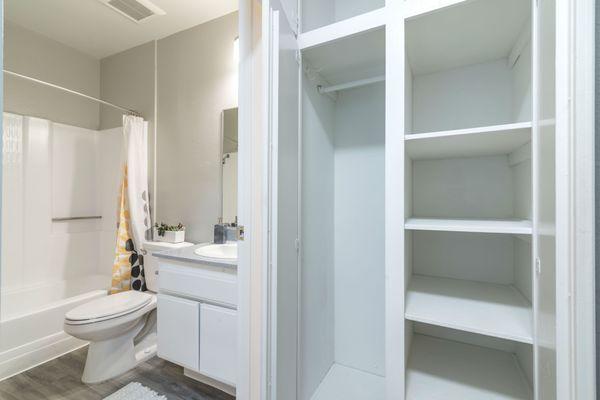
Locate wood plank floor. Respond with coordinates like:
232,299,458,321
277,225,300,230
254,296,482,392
0,347,235,400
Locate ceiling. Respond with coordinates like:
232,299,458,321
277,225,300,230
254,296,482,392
5,0,238,59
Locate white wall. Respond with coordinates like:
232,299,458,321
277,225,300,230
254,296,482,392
302,0,384,31
3,22,100,130
333,83,385,376
410,38,532,135
412,59,513,133
300,79,335,400
299,81,385,399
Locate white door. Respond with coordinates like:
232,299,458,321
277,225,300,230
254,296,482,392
533,0,556,398
264,1,299,399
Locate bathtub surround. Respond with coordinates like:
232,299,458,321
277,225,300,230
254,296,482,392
0,113,121,380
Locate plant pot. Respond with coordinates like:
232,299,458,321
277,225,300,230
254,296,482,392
154,229,185,243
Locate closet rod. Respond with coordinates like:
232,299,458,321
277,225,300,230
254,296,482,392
3,70,142,117
318,75,385,94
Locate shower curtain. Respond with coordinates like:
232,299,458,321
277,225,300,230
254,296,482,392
110,115,151,294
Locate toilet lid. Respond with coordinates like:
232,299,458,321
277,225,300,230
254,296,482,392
65,291,152,322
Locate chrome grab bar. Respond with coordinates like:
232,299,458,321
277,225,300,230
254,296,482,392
52,216,102,222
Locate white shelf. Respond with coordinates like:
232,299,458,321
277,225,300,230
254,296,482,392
407,335,532,399
301,20,385,86
406,275,533,344
404,0,471,20
405,218,532,234
406,122,532,160
298,7,386,51
310,363,384,400
406,0,531,75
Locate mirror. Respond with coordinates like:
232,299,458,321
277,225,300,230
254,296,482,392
221,107,238,224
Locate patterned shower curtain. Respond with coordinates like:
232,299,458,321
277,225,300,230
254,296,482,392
110,115,150,294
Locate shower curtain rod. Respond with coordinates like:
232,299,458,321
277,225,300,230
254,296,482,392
3,69,142,117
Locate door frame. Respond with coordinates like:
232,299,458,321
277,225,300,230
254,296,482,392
555,0,595,397
238,0,266,399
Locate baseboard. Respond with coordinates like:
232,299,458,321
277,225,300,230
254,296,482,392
184,368,236,396
0,332,87,381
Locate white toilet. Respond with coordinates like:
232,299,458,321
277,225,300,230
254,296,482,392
64,241,193,383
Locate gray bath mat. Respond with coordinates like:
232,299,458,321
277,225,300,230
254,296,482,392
103,382,167,400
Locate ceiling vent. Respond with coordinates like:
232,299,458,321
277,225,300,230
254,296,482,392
98,0,166,23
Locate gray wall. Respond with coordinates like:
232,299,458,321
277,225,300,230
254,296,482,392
156,12,238,243
4,11,238,244
100,41,156,210
4,22,100,130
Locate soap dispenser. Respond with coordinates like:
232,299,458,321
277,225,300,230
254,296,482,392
214,217,225,244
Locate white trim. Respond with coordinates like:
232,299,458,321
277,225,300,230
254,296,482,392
571,0,596,396
152,39,158,226
261,3,271,399
555,0,596,397
386,0,405,398
531,0,540,395
237,1,255,398
264,5,279,399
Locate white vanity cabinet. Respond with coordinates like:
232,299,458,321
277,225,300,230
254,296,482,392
156,258,237,392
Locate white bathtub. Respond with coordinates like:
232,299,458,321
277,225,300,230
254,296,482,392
0,274,110,380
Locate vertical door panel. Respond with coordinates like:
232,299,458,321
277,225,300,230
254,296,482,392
157,294,200,371
533,0,556,397
199,304,237,386
265,1,299,399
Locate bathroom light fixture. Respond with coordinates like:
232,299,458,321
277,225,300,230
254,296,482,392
97,0,166,23
233,37,240,64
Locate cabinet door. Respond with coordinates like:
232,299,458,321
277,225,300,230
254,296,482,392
157,294,200,371
199,304,237,386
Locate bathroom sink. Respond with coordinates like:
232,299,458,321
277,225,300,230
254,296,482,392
194,243,238,263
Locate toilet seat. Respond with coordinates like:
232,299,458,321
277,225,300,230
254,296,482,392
65,291,154,325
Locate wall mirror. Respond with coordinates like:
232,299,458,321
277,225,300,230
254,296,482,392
221,107,238,224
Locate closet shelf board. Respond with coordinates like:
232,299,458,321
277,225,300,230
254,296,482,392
406,335,533,399
406,122,532,160
301,24,385,87
405,218,533,234
298,7,386,51
406,275,533,344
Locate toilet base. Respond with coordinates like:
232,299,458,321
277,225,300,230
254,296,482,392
81,317,157,383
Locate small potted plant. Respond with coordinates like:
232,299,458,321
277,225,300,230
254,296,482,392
154,222,186,243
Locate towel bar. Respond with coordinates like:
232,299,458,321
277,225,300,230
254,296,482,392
52,216,102,222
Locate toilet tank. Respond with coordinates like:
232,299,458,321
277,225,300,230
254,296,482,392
143,241,194,292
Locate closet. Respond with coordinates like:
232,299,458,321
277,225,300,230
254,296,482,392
266,0,557,398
